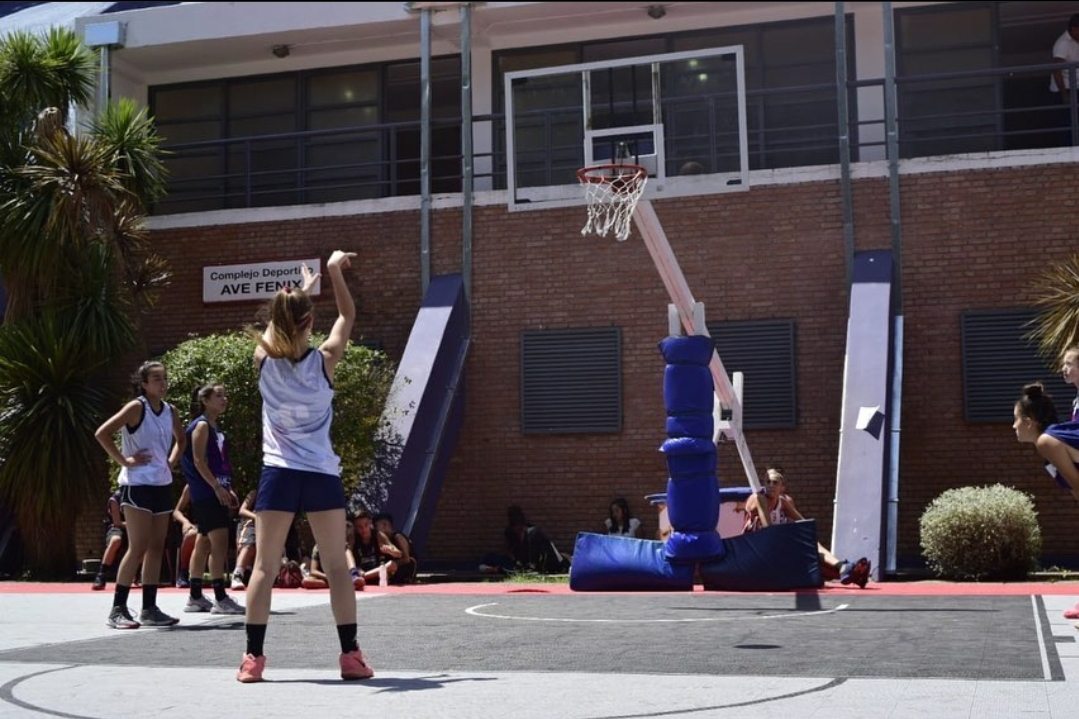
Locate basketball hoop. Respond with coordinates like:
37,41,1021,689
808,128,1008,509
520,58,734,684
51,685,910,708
577,164,648,242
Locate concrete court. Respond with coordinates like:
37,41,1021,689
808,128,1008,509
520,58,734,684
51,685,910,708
1,581,1079,719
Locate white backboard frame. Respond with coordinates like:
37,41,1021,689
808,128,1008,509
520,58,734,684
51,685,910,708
504,45,749,212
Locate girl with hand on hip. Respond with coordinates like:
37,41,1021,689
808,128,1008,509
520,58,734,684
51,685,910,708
94,361,186,629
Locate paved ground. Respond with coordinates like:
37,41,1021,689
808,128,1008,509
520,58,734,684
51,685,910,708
1,580,1079,718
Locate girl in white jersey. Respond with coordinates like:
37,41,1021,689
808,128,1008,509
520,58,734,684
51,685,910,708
237,250,374,684
94,361,186,629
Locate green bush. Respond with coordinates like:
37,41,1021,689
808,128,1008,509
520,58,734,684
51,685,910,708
919,484,1042,581
160,331,398,501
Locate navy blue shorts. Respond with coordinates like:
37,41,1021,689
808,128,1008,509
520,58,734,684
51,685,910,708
255,466,345,514
119,484,173,515
191,498,232,534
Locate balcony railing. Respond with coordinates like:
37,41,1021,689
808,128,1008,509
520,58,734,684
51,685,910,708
154,60,1079,216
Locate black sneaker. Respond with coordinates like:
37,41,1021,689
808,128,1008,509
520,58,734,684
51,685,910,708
91,574,106,591
139,606,180,627
106,605,140,629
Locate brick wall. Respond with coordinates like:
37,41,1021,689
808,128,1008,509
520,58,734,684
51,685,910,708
74,161,1079,569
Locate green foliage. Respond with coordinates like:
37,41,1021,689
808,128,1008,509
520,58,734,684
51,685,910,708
161,332,398,501
919,484,1042,581
1026,254,1079,362
0,314,106,578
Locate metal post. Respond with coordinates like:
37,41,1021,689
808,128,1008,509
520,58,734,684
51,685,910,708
419,8,432,296
461,4,473,303
835,3,854,290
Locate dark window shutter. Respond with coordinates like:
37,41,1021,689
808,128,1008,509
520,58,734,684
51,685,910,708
961,308,1072,423
521,327,622,434
706,320,797,429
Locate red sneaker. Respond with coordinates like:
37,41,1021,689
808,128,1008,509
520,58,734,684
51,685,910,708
237,653,266,683
340,649,375,680
1063,603,1079,620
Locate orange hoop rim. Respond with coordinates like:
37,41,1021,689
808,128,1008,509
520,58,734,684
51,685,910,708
576,163,649,186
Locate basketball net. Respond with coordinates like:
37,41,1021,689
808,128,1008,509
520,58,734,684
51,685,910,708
577,164,648,242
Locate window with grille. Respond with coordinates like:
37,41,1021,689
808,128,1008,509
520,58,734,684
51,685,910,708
521,327,622,434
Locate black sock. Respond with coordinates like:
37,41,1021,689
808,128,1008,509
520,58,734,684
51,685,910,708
337,623,358,654
98,564,111,577
246,624,267,657
190,576,204,599
212,577,227,601
142,584,158,610
112,584,131,608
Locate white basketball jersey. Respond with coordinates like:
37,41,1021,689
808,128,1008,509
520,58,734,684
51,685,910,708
118,396,175,487
259,348,341,476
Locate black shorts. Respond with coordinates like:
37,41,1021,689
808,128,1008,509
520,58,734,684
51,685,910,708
191,498,232,535
105,526,126,542
119,484,173,515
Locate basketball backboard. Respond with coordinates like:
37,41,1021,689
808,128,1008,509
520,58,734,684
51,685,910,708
504,45,749,211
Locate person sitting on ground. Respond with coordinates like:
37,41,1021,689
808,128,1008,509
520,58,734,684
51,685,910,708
373,512,417,585
742,466,870,588
92,488,127,591
504,505,570,574
352,509,394,585
172,485,201,589
232,489,257,590
303,518,365,590
604,497,642,538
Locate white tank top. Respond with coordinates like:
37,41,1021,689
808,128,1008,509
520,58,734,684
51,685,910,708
259,348,341,476
118,397,175,487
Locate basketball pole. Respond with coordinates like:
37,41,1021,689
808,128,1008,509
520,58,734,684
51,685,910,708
632,199,766,508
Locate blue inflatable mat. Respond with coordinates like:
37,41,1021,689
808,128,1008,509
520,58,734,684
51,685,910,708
698,519,823,591
569,532,696,592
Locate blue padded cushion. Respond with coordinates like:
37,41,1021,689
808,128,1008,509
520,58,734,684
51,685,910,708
569,532,695,592
699,519,823,591
664,365,713,415
658,335,714,366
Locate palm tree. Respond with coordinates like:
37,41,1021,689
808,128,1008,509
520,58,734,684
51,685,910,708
1027,255,1079,363
0,27,171,577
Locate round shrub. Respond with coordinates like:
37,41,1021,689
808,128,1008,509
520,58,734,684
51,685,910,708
919,484,1042,581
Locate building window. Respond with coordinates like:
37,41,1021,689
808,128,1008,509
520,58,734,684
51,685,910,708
150,57,461,214
961,308,1071,424
494,13,855,187
521,327,622,434
706,319,797,429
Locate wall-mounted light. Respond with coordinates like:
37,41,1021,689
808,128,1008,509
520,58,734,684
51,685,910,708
647,5,666,20
271,44,291,59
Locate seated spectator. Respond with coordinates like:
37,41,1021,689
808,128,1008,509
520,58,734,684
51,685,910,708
352,509,394,585
232,489,257,590
743,466,870,588
504,505,570,574
92,489,127,591
172,485,203,589
373,512,417,585
604,497,642,538
303,518,365,590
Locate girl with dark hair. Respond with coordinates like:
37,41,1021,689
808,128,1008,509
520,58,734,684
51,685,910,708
604,497,642,538
1013,381,1079,618
237,252,374,683
94,361,186,629
180,383,244,616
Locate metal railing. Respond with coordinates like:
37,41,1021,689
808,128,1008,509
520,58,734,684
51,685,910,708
154,60,1079,215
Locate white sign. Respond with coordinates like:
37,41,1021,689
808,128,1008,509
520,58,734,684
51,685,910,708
203,259,321,304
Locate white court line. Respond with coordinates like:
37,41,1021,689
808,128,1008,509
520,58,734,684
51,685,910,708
465,602,849,623
1031,594,1052,681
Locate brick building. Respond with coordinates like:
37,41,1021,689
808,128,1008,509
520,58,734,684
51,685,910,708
43,1,1079,573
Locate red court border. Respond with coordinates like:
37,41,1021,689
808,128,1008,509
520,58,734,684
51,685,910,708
4,581,1079,596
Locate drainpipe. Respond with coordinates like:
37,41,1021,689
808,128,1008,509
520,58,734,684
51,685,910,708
461,4,473,303
82,21,126,121
882,1,904,578
835,3,854,289
419,8,433,296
